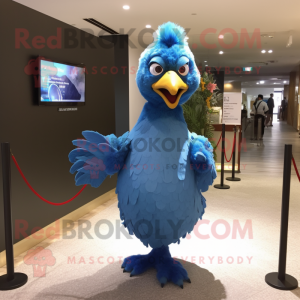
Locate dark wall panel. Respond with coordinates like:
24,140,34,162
101,35,130,136
0,0,124,251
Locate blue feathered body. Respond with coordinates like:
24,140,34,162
116,103,206,248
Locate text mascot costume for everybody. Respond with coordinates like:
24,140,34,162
69,22,216,288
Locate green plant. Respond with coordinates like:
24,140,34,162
182,72,221,160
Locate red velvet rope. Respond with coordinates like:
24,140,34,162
11,154,87,206
224,132,236,163
216,133,222,148
292,155,300,182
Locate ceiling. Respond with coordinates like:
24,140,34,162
14,0,300,86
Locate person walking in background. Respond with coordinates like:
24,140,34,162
252,94,269,139
266,93,274,126
281,97,287,121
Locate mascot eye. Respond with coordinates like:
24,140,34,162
178,64,189,76
149,63,163,76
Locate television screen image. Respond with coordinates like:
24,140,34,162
40,59,85,104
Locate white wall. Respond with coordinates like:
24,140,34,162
128,45,146,130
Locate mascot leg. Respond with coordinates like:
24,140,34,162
122,246,191,288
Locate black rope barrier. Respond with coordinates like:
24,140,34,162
226,126,241,182
0,142,28,290
265,144,298,290
214,124,230,190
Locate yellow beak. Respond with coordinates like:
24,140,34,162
152,71,188,109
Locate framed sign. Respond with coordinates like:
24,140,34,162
223,92,242,125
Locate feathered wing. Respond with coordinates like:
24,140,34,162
69,131,131,188
187,132,217,192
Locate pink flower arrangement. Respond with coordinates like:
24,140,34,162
206,82,217,93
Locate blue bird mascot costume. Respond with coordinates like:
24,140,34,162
69,22,217,288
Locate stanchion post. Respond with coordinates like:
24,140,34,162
242,117,246,140
0,142,28,290
251,116,255,140
258,118,262,146
238,126,242,173
214,124,230,189
226,126,241,182
265,144,298,290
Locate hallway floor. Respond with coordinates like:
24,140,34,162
1,120,300,300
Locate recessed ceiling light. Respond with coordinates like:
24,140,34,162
123,5,130,9
261,34,274,39
219,51,224,54
146,25,151,28
260,81,264,84
256,82,260,84
205,65,208,66
204,61,207,62
261,50,266,53
219,35,224,39
284,81,287,83
268,50,273,53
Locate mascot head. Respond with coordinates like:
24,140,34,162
136,22,200,109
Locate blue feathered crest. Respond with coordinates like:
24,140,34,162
152,22,188,49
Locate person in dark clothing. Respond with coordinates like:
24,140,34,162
266,93,274,126
281,97,287,121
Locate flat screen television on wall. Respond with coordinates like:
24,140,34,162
39,57,85,106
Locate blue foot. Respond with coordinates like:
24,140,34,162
122,246,191,288
121,254,153,276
